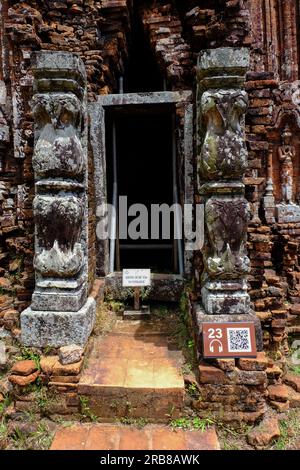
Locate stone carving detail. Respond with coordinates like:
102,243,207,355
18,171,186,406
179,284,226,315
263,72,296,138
33,195,84,277
199,90,248,180
32,94,85,179
21,51,95,348
205,197,250,278
197,47,251,315
278,125,295,204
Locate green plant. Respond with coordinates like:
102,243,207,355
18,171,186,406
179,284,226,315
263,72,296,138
79,396,98,422
170,416,214,431
107,300,125,313
140,286,151,301
186,382,199,399
273,420,289,450
0,395,11,415
119,417,149,428
11,427,27,450
223,441,239,450
17,347,41,370
0,419,8,441
289,365,300,375
153,304,168,318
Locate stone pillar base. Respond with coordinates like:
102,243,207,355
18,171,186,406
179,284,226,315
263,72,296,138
201,281,250,315
21,296,96,347
193,302,264,352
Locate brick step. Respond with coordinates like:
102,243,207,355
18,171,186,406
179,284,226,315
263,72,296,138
50,424,220,450
78,320,185,421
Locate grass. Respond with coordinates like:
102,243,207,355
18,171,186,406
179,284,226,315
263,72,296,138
0,419,8,449
9,422,54,450
92,301,118,336
288,365,300,375
271,410,300,450
79,396,98,422
15,347,41,370
119,417,149,428
170,416,214,432
0,395,11,415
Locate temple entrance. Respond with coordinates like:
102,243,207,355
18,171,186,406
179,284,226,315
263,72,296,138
89,91,193,299
105,106,178,274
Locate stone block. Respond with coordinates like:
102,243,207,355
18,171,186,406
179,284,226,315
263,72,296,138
247,416,280,447
9,370,40,387
59,344,84,365
21,296,96,347
197,47,250,80
198,363,228,384
227,368,267,386
284,373,300,392
267,384,289,402
40,356,83,376
11,360,37,376
237,352,269,371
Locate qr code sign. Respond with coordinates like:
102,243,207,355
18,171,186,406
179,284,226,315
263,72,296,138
227,327,251,353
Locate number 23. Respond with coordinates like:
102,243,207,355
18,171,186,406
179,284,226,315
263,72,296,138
208,328,222,339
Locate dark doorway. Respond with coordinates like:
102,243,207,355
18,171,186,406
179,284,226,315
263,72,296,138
106,106,178,273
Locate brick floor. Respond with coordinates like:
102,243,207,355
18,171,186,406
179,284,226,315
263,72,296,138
78,320,185,420
50,424,220,450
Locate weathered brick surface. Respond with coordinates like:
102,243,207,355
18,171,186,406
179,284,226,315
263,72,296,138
0,0,299,425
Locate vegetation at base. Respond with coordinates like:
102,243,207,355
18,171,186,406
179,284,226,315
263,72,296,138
271,410,300,450
288,364,300,375
15,347,41,370
170,416,214,432
79,395,98,422
119,417,149,428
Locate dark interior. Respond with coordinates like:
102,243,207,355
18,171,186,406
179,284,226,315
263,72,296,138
106,107,177,272
123,1,164,92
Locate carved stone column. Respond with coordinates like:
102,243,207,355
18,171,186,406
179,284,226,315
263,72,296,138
21,51,96,347
197,48,251,316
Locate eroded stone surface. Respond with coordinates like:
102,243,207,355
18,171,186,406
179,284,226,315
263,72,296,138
50,424,220,451
9,371,40,387
247,416,280,447
78,320,184,420
11,360,37,376
59,344,84,365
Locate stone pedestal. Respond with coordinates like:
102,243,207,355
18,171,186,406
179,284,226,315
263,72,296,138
21,51,95,347
193,303,264,352
196,48,261,333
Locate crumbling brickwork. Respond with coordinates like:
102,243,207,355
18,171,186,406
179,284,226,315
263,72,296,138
1,0,300,423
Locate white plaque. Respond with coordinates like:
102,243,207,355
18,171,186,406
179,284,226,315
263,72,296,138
122,269,151,287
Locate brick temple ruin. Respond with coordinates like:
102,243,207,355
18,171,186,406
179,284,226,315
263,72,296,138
1,0,300,440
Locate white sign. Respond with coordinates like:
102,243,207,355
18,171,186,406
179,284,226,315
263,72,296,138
122,269,151,287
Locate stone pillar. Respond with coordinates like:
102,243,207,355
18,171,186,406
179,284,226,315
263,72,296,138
197,48,250,315
195,47,263,348
21,51,96,347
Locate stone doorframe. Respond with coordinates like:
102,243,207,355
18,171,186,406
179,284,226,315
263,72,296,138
89,91,194,286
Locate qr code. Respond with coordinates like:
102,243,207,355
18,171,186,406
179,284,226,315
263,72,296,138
227,328,251,353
